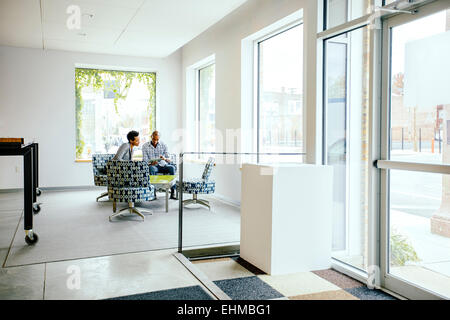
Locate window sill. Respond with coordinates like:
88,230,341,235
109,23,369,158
184,159,208,165
75,159,92,163
75,157,144,163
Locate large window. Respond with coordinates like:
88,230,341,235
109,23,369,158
325,0,373,30
197,63,216,154
75,68,156,160
257,23,303,163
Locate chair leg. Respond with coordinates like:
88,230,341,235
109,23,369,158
109,202,152,222
182,194,211,210
96,191,108,202
134,203,153,216
130,207,145,221
196,199,211,210
183,199,195,206
109,209,124,222
113,201,117,213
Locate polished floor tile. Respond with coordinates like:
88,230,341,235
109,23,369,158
0,210,22,266
258,272,341,297
0,249,8,268
44,249,201,300
193,258,255,281
0,193,24,212
0,263,45,300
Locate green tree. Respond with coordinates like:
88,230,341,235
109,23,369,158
75,68,156,159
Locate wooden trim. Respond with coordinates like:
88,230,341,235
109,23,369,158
75,159,92,163
0,138,24,143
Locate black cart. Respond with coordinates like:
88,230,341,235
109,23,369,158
0,142,42,244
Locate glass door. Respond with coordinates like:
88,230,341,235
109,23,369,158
324,25,371,272
380,1,450,299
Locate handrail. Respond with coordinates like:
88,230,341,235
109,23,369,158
374,160,450,174
178,151,306,254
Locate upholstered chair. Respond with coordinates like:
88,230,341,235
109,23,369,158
92,154,115,202
177,157,216,210
106,160,156,221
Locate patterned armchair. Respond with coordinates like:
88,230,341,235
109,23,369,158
106,160,156,221
92,154,115,202
177,157,216,210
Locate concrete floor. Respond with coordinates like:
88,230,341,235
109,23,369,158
0,189,405,300
0,189,225,300
0,246,218,300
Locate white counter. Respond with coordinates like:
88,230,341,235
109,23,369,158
240,163,333,275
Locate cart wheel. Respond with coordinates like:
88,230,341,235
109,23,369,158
25,233,39,245
36,188,42,196
33,204,41,214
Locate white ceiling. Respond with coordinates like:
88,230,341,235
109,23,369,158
0,0,248,58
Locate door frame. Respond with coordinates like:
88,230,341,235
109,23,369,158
379,0,450,300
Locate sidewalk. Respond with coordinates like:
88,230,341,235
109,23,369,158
390,209,450,298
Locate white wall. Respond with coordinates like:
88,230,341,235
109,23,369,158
180,0,318,203
0,46,182,189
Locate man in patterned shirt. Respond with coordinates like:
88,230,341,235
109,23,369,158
142,131,177,199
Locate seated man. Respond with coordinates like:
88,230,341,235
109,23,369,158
142,131,177,199
112,131,140,161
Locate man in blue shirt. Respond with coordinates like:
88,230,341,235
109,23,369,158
142,131,177,199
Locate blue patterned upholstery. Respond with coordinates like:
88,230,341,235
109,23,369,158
201,157,215,180
92,154,115,186
177,157,216,195
179,179,216,194
106,161,155,203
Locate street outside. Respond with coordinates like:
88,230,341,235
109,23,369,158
389,149,450,297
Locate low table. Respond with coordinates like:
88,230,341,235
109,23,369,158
150,175,177,212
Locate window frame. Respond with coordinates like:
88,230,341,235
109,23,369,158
254,21,304,163
74,66,157,162
318,0,447,298
379,0,450,300
196,61,216,158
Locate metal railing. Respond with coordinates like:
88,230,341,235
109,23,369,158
177,151,306,255
374,160,450,174
391,128,442,154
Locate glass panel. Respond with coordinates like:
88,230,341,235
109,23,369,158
388,7,450,298
326,0,372,29
258,24,304,163
390,10,450,164
199,64,216,154
389,170,450,298
324,26,370,271
75,69,156,160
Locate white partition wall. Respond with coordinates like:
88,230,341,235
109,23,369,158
240,163,333,275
